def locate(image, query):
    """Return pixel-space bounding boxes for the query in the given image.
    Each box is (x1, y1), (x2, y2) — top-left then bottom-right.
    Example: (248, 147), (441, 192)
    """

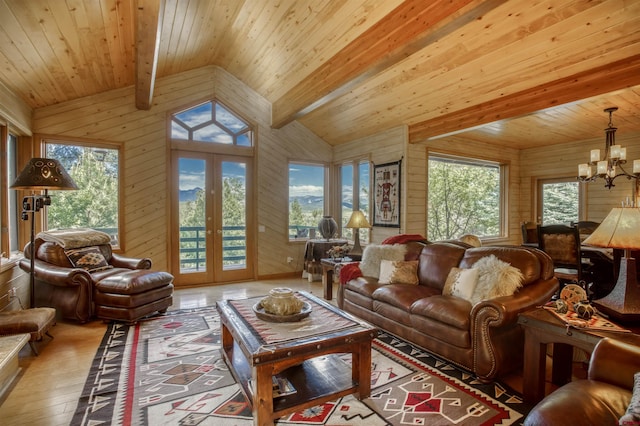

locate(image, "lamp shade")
(583, 207), (640, 250)
(11, 158), (78, 190)
(346, 210), (371, 229)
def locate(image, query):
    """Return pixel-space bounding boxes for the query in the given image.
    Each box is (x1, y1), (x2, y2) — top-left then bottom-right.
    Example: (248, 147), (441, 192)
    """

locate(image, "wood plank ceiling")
(0, 0), (639, 149)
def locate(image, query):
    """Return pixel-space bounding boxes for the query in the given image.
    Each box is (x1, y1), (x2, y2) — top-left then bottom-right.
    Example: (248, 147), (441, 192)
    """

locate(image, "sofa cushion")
(417, 242), (467, 290)
(410, 295), (471, 330)
(379, 260), (419, 285)
(359, 244), (407, 278)
(372, 284), (437, 311)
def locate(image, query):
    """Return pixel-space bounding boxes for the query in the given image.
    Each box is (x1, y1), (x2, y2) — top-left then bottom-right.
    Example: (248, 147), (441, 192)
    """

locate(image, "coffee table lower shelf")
(223, 340), (359, 419)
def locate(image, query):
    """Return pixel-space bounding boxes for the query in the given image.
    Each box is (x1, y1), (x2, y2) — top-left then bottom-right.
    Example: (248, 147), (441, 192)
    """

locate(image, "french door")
(171, 151), (255, 285)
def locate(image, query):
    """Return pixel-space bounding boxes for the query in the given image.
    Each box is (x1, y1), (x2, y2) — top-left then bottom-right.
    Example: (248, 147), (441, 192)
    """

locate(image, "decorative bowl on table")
(253, 287), (312, 322)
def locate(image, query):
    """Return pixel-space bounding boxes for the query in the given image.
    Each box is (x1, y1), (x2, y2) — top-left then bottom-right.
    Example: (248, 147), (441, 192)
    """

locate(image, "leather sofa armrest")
(20, 258), (93, 287)
(471, 277), (559, 325)
(589, 338), (640, 390)
(111, 253), (152, 270)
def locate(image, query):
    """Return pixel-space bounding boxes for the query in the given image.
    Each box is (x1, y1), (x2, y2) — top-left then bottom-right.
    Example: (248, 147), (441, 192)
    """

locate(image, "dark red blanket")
(339, 262), (363, 284)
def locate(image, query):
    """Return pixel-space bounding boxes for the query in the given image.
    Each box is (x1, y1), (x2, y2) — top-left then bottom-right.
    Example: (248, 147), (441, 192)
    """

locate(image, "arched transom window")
(171, 100), (253, 146)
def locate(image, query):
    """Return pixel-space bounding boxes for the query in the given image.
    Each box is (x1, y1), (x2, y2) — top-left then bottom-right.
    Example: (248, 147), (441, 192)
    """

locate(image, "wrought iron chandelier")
(578, 107), (640, 189)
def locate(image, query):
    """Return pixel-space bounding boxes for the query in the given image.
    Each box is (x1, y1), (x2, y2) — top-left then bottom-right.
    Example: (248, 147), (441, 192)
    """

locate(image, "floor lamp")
(10, 158), (78, 308)
(583, 207), (640, 323)
(346, 210), (371, 257)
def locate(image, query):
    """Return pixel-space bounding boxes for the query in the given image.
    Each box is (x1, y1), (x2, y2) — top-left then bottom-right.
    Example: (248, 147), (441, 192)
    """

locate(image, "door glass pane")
(179, 158), (207, 273)
(222, 161), (247, 270)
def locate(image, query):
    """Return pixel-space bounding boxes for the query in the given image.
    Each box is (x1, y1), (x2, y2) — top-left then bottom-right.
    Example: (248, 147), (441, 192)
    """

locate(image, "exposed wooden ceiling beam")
(408, 55), (640, 143)
(135, 0), (164, 110)
(271, 0), (506, 129)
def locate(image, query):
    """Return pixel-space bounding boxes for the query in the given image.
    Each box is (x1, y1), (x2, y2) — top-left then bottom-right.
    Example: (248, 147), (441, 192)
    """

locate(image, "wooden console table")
(518, 308), (640, 404)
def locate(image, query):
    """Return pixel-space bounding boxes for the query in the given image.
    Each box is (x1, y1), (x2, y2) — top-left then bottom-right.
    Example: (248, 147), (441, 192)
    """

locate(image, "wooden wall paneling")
(520, 132), (640, 225)
(0, 81), (32, 135)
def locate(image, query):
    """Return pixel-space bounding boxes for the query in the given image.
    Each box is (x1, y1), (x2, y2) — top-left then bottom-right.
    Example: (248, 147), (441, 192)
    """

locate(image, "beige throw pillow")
(443, 267), (479, 302)
(378, 259), (419, 285)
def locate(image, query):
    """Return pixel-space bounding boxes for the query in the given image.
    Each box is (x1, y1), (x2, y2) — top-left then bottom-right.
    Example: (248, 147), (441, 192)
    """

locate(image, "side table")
(302, 239), (347, 282)
(320, 256), (361, 301)
(518, 308), (640, 404)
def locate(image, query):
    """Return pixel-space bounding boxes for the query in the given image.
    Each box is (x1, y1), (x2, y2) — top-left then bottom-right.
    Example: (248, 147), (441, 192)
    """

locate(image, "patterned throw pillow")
(378, 259), (419, 285)
(65, 246), (112, 272)
(443, 267), (479, 301)
(620, 372), (640, 424)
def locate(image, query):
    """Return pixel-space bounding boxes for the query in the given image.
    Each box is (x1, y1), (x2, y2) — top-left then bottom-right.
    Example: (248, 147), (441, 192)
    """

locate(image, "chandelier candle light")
(577, 107), (640, 191)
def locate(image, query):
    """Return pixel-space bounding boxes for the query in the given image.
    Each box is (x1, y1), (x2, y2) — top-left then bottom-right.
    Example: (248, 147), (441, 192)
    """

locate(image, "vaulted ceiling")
(1, 0), (639, 149)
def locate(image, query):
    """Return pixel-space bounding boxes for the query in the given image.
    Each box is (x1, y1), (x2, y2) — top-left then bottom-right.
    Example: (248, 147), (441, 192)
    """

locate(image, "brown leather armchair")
(524, 337), (640, 425)
(21, 237), (173, 323)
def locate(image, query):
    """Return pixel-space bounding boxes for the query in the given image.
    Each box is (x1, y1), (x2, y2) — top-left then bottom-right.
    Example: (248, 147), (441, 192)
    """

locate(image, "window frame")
(339, 159), (371, 244)
(427, 153), (507, 241)
(41, 137), (124, 250)
(536, 177), (584, 225)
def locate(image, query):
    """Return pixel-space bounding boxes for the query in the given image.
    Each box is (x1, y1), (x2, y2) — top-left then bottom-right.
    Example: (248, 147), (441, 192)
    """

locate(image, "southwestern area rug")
(71, 306), (532, 425)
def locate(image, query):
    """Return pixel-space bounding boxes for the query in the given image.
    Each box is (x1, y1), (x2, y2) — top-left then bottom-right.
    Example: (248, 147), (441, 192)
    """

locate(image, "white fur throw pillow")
(359, 244), (407, 279)
(469, 254), (524, 305)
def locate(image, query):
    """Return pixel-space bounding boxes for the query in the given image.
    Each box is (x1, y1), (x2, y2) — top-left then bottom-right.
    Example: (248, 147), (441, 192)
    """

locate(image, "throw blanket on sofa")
(36, 228), (112, 249)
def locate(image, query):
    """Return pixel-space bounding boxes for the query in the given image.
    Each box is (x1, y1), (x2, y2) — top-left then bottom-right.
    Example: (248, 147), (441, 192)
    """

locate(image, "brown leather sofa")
(21, 237), (173, 323)
(524, 337), (640, 425)
(337, 242), (558, 381)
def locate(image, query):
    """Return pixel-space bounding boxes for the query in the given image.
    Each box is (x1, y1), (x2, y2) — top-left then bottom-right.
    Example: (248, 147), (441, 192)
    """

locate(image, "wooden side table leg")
(551, 343), (573, 386)
(323, 267), (334, 300)
(523, 332), (547, 404)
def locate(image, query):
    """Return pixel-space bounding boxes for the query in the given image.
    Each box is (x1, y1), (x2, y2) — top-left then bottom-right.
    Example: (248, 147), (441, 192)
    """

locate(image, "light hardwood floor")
(0, 277), (579, 425)
(0, 277), (324, 425)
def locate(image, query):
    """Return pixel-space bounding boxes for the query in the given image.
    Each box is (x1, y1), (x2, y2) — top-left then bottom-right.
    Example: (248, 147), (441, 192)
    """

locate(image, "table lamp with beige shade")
(583, 207), (640, 322)
(345, 210), (371, 257)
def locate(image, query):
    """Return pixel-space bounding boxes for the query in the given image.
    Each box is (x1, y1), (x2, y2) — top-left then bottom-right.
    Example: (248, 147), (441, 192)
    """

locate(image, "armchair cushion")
(64, 246), (113, 272)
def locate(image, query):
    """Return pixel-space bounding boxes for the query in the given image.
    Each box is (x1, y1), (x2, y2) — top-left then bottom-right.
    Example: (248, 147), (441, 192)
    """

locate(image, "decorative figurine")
(573, 300), (596, 320)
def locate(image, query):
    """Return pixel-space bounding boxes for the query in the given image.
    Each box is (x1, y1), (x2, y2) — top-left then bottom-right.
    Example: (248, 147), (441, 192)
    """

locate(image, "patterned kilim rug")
(71, 306), (532, 425)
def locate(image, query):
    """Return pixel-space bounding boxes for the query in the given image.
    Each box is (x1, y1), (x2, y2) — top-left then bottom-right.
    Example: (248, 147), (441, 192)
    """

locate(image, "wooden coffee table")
(216, 290), (378, 426)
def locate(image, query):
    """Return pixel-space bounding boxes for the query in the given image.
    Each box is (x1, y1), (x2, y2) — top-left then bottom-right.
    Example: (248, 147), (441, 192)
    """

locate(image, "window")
(538, 179), (579, 225)
(428, 155), (504, 240)
(289, 162), (325, 239)
(44, 141), (121, 247)
(1, 129), (19, 259)
(171, 100), (253, 146)
(340, 160), (370, 243)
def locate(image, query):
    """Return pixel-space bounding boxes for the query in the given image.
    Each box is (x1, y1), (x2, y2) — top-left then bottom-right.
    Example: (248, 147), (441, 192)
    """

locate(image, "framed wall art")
(373, 160), (401, 227)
